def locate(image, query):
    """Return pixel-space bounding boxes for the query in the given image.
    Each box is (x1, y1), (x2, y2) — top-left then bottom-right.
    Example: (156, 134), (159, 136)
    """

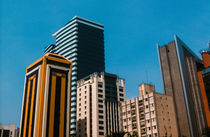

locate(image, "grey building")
(157, 35), (207, 137)
(44, 16), (105, 135)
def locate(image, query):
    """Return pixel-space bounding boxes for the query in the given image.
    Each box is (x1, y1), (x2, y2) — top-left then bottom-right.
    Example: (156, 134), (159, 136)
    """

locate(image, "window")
(98, 99), (103, 103)
(153, 126), (157, 129)
(98, 94), (103, 98)
(85, 101), (86, 104)
(151, 111), (155, 114)
(79, 103), (81, 106)
(98, 89), (103, 93)
(85, 86), (86, 89)
(99, 115), (103, 119)
(120, 98), (124, 101)
(145, 98), (148, 101)
(99, 132), (104, 135)
(99, 110), (103, 113)
(98, 82), (103, 88)
(123, 119), (126, 122)
(99, 121), (104, 124)
(85, 96), (86, 99)
(145, 105), (149, 109)
(99, 105), (103, 108)
(79, 98), (81, 101)
(99, 126), (104, 130)
(145, 112), (150, 117)
(119, 93), (124, 97)
(148, 127), (151, 130)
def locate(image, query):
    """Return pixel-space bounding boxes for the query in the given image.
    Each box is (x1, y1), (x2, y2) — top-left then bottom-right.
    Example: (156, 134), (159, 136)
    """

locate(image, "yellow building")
(19, 53), (72, 137)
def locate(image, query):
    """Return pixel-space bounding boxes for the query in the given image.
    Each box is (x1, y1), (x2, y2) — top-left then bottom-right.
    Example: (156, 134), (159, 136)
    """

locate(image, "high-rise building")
(121, 84), (178, 137)
(197, 46), (210, 127)
(76, 72), (125, 137)
(44, 16), (105, 135)
(157, 35), (207, 137)
(0, 124), (18, 137)
(19, 53), (72, 137)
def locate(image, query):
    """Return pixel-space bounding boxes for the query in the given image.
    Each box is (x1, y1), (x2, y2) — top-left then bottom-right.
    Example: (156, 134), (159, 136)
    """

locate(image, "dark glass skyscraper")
(44, 16), (105, 135)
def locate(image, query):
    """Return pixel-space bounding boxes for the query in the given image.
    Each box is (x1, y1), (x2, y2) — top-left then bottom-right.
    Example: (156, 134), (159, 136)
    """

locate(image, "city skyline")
(1, 0), (210, 127)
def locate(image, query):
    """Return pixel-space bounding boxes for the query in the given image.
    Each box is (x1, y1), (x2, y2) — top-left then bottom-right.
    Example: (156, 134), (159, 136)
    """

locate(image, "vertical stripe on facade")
(20, 69), (39, 137)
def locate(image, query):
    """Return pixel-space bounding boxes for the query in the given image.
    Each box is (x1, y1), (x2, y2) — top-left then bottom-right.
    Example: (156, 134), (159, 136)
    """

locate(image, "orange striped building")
(19, 53), (72, 137)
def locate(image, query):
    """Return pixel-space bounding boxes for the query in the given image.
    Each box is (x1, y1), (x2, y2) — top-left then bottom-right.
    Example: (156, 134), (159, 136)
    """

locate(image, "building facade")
(121, 84), (178, 137)
(44, 16), (105, 135)
(0, 124), (18, 137)
(19, 53), (72, 137)
(197, 47), (210, 127)
(157, 35), (207, 137)
(76, 72), (125, 137)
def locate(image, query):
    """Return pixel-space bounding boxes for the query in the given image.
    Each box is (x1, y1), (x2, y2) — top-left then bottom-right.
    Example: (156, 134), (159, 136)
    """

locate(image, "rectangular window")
(99, 110), (103, 113)
(99, 121), (104, 124)
(98, 89), (103, 93)
(99, 126), (104, 130)
(99, 132), (104, 135)
(98, 99), (103, 103)
(98, 82), (103, 88)
(98, 105), (103, 108)
(99, 115), (103, 119)
(98, 94), (103, 98)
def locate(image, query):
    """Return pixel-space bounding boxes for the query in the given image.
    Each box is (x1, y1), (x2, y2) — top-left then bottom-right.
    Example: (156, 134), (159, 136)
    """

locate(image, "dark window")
(98, 99), (103, 103)
(99, 132), (104, 135)
(98, 89), (103, 93)
(99, 121), (104, 124)
(120, 98), (124, 101)
(99, 110), (103, 113)
(98, 94), (103, 98)
(98, 105), (103, 108)
(99, 126), (104, 130)
(98, 82), (103, 88)
(119, 93), (124, 97)
(99, 115), (103, 119)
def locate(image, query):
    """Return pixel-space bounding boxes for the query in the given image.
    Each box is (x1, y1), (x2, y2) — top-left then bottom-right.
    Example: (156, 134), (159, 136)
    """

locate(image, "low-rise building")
(0, 124), (18, 137)
(121, 83), (178, 137)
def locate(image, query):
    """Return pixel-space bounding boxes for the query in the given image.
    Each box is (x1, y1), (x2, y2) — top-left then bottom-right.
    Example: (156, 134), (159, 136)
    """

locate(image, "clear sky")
(0, 0), (209, 126)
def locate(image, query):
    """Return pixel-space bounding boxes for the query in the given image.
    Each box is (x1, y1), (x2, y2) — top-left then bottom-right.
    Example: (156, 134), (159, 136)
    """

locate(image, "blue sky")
(0, 0), (209, 126)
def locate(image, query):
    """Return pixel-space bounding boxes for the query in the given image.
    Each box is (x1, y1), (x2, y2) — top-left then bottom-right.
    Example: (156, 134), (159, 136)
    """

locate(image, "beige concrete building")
(121, 84), (178, 137)
(76, 72), (125, 137)
(0, 123), (19, 137)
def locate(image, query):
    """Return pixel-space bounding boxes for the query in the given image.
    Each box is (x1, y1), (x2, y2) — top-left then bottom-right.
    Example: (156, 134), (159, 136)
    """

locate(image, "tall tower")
(76, 72), (125, 137)
(157, 35), (207, 137)
(44, 16), (105, 135)
(19, 53), (72, 137)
